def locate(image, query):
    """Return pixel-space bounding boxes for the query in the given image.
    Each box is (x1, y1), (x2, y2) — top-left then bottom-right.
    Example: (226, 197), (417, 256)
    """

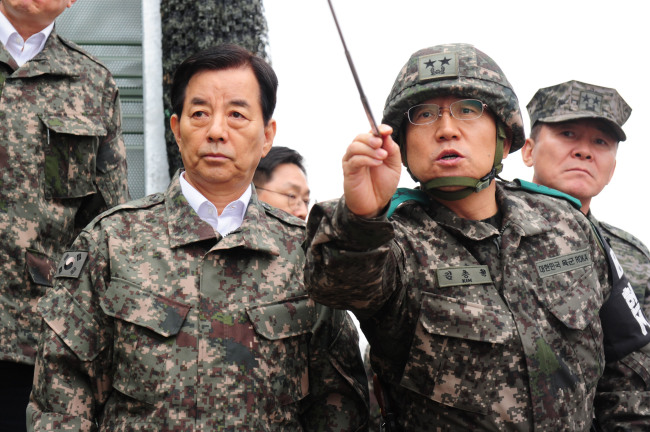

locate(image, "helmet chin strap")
(420, 122), (507, 201)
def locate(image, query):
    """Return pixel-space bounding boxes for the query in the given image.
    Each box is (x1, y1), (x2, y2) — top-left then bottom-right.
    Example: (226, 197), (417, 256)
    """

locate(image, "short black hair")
(253, 146), (306, 186)
(170, 43), (278, 125)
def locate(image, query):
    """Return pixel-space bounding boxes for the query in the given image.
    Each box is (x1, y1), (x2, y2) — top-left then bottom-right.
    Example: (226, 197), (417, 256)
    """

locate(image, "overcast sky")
(263, 0), (649, 247)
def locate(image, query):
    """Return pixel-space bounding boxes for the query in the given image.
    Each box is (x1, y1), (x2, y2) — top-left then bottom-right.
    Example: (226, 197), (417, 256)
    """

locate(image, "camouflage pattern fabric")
(305, 181), (612, 431)
(27, 172), (368, 431)
(526, 80), (632, 142)
(0, 30), (129, 365)
(590, 213), (650, 430)
(381, 43), (525, 153)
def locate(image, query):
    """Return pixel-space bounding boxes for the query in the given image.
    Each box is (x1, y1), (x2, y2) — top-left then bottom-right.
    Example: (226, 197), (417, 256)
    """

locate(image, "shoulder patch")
(514, 179), (582, 210)
(55, 251), (88, 278)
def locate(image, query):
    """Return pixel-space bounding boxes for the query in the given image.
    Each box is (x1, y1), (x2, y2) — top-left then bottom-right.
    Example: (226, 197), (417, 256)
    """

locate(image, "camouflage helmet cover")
(381, 43), (525, 152)
(526, 80), (631, 141)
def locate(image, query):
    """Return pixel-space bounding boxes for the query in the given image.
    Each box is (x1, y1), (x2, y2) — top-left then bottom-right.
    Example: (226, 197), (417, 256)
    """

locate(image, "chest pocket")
(400, 292), (517, 415)
(247, 296), (314, 408)
(100, 278), (191, 404)
(39, 113), (106, 199)
(534, 265), (604, 389)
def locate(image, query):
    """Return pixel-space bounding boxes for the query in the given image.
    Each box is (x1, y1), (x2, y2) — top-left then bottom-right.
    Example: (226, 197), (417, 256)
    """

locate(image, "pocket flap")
(419, 292), (515, 344)
(247, 296), (315, 340)
(38, 287), (103, 362)
(100, 278), (191, 337)
(538, 267), (598, 331)
(39, 113), (107, 136)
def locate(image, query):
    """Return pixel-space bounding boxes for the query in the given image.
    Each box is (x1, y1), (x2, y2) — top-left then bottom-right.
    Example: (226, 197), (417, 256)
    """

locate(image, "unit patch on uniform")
(535, 248), (591, 278)
(56, 251), (88, 278)
(418, 52), (459, 82)
(436, 265), (492, 287)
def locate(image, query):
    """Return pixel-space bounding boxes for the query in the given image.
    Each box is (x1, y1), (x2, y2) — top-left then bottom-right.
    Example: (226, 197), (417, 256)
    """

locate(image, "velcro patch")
(418, 52), (459, 82)
(437, 265), (492, 287)
(578, 90), (603, 114)
(55, 251), (88, 278)
(535, 248), (591, 278)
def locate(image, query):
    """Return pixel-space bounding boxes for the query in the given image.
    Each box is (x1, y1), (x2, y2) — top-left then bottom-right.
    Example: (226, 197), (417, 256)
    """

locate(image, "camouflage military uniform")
(590, 213), (650, 431)
(27, 172), (368, 431)
(590, 215), (650, 317)
(525, 81), (650, 430)
(305, 181), (612, 431)
(0, 30), (129, 366)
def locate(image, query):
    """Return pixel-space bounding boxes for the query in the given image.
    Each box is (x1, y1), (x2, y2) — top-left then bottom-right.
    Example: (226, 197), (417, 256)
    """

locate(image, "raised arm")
(342, 125), (402, 218)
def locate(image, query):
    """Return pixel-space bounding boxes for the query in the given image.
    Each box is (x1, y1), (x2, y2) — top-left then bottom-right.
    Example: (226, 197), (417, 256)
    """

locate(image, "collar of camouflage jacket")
(165, 172), (282, 256)
(7, 31), (81, 78)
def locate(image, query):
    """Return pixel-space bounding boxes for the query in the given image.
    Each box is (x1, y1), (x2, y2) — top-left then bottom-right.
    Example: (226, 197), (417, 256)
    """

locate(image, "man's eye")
(595, 138), (611, 146)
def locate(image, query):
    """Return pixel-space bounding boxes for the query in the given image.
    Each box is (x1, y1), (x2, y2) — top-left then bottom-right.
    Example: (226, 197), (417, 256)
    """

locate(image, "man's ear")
(261, 119), (277, 158)
(170, 114), (182, 151)
(521, 138), (535, 167)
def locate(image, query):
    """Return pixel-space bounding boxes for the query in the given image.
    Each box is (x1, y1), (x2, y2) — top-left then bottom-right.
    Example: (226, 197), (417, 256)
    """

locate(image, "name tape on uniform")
(535, 248), (591, 278)
(437, 265), (492, 287)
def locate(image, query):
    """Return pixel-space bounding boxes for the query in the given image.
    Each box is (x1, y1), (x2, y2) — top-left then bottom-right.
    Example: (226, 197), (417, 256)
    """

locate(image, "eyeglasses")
(405, 99), (488, 125)
(256, 187), (311, 210)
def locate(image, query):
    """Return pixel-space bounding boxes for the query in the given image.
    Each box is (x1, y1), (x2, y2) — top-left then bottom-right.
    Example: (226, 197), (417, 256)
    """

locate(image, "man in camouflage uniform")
(304, 43), (648, 430)
(0, 0), (129, 430)
(523, 80), (650, 430)
(27, 44), (368, 431)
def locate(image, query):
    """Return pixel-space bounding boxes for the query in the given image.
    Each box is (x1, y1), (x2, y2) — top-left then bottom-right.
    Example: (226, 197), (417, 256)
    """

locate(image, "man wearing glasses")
(304, 43), (649, 430)
(254, 146), (311, 220)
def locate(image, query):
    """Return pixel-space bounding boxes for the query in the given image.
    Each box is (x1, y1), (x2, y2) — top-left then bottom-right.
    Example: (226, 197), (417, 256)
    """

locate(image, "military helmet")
(381, 43), (525, 153)
(527, 80), (631, 142)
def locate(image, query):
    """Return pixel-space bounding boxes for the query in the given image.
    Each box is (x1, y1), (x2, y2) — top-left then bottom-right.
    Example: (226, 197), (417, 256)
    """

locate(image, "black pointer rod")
(327, 0), (381, 137)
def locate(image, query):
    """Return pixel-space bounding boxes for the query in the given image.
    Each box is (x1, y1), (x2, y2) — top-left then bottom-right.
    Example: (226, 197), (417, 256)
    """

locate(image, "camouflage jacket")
(305, 181), (611, 431)
(590, 213), (650, 431)
(28, 173), (368, 432)
(590, 214), (650, 316)
(0, 30), (129, 364)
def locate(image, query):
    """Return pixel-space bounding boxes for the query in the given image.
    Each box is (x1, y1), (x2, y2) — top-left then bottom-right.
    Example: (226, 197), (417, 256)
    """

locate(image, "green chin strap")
(420, 122), (507, 201)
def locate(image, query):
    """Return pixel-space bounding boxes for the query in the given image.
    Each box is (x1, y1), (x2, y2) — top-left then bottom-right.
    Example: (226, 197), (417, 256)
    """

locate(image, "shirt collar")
(179, 171), (251, 230)
(0, 11), (53, 65)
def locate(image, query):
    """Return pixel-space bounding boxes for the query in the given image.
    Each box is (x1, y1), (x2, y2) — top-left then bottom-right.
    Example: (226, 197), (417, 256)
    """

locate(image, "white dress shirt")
(0, 11), (53, 67)
(179, 172), (251, 237)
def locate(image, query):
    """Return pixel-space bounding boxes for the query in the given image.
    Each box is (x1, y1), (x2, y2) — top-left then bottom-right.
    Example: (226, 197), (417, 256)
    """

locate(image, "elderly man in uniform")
(27, 44), (368, 431)
(304, 43), (649, 430)
(0, 0), (129, 430)
(522, 80), (650, 430)
(254, 146), (311, 220)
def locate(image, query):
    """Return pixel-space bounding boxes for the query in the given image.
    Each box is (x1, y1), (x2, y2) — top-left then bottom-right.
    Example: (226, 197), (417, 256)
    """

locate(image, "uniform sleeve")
(27, 229), (113, 431)
(594, 343), (650, 429)
(301, 306), (369, 431)
(75, 73), (130, 231)
(589, 220), (650, 428)
(96, 73), (129, 208)
(304, 197), (399, 319)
